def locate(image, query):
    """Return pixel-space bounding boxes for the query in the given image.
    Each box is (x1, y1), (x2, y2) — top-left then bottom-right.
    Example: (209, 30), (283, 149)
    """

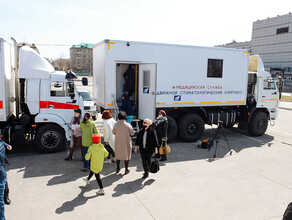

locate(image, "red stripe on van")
(0, 101), (3, 109)
(40, 101), (79, 110)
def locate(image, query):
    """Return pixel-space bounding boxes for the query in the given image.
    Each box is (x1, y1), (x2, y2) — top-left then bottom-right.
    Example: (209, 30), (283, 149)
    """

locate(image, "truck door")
(40, 81), (79, 124)
(261, 79), (279, 115)
(138, 64), (157, 121)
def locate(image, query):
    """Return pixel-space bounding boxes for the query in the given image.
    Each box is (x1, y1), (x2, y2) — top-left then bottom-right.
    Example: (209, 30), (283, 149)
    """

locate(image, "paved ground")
(4, 101), (292, 220)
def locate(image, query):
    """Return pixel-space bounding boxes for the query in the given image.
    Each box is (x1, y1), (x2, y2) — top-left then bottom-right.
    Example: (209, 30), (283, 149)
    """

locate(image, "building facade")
(217, 13), (292, 71)
(70, 43), (95, 75)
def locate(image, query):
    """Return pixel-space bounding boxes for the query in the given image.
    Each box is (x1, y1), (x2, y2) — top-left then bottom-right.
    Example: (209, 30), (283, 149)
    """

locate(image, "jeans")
(126, 115), (134, 124)
(83, 146), (90, 169)
(0, 179), (6, 220)
(4, 181), (8, 200)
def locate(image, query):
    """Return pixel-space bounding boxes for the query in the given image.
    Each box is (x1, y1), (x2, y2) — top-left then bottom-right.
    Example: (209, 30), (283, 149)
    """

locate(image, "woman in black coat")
(134, 119), (159, 179)
(153, 110), (168, 161)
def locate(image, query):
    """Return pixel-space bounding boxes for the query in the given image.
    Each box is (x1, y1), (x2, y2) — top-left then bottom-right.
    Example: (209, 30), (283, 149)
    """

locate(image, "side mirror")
(82, 77), (88, 86)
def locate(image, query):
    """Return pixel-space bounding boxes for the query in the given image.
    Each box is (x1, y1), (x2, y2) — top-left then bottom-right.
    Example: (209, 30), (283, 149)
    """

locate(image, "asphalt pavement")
(4, 101), (292, 220)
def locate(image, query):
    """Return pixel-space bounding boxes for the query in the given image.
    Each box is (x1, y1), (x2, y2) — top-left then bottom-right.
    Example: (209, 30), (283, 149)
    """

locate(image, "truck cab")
(246, 55), (279, 135)
(1, 40), (84, 152)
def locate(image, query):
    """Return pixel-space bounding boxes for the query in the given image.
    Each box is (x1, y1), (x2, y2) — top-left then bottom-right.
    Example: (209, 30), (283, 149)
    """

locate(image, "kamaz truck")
(0, 38), (84, 152)
(92, 39), (279, 142)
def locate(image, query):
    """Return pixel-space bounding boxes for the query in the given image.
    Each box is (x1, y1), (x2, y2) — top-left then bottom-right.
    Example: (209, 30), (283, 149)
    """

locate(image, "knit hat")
(92, 134), (101, 143)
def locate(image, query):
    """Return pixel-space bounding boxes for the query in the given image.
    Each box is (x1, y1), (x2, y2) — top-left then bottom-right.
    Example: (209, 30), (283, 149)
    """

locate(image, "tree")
(50, 58), (71, 71)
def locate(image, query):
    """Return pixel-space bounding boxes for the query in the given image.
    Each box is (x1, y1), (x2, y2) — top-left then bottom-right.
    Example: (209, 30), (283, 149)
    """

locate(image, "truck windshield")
(79, 92), (93, 101)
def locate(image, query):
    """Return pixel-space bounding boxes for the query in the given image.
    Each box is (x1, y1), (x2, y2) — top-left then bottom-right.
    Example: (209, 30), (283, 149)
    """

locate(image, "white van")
(78, 89), (98, 120)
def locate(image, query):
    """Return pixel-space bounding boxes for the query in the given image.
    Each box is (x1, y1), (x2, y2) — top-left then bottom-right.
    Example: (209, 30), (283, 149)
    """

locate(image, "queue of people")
(0, 106), (169, 219)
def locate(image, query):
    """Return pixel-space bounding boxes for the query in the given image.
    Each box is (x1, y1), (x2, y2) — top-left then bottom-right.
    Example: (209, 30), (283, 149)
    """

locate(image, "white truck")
(0, 38), (85, 152)
(93, 39), (279, 142)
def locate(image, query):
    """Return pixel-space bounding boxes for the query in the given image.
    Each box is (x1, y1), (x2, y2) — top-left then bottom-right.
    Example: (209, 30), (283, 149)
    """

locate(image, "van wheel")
(247, 111), (268, 136)
(35, 124), (66, 153)
(178, 113), (205, 142)
(166, 115), (177, 142)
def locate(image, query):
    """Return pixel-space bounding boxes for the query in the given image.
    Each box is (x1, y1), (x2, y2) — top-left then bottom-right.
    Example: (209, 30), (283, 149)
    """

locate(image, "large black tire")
(178, 113), (205, 142)
(247, 111), (268, 136)
(166, 115), (177, 142)
(35, 124), (66, 153)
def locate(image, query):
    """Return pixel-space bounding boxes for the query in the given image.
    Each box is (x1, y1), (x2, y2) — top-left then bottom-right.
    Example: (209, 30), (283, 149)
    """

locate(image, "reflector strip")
(0, 101), (3, 109)
(262, 99), (277, 101)
(40, 101), (79, 109)
(200, 101), (221, 104)
(173, 102), (195, 104)
(108, 42), (115, 50)
(226, 101), (245, 103)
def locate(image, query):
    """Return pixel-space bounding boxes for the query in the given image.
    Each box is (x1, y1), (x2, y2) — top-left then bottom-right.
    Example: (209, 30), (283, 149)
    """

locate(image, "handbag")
(159, 141), (171, 155)
(150, 158), (160, 173)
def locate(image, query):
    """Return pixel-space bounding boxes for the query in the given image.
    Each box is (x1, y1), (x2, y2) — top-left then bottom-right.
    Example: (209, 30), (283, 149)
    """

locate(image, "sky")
(0, 0), (291, 59)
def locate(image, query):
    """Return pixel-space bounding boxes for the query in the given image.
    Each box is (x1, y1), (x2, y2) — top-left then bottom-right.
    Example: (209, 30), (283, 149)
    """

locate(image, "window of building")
(50, 82), (65, 97)
(276, 27), (289, 34)
(207, 59), (223, 78)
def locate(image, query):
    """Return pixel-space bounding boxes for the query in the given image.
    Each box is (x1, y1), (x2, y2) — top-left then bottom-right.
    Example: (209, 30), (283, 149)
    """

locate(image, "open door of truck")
(138, 64), (157, 121)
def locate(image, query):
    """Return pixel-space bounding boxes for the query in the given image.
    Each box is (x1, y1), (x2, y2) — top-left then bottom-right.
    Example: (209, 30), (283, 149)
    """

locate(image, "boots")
(124, 160), (130, 175)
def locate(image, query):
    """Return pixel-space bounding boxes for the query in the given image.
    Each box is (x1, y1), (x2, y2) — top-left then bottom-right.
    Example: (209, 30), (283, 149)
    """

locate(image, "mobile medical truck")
(93, 40), (279, 142)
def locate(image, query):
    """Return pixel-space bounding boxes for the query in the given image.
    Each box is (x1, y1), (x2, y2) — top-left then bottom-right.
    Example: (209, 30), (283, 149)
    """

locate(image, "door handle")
(152, 92), (155, 95)
(272, 92), (277, 95)
(262, 96), (266, 97)
(48, 105), (54, 108)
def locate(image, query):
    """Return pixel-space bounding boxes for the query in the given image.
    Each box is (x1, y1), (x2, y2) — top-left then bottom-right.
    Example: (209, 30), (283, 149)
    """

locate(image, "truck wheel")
(35, 124), (66, 153)
(247, 111), (268, 136)
(178, 113), (205, 142)
(166, 115), (177, 142)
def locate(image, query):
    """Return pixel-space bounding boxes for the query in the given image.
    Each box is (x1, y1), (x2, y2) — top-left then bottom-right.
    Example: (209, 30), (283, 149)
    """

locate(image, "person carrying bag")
(134, 118), (159, 179)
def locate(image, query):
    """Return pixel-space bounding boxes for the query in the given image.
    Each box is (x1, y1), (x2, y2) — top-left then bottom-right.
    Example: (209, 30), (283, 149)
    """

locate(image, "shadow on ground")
(55, 185), (98, 214)
(112, 178), (155, 197)
(6, 126), (274, 184)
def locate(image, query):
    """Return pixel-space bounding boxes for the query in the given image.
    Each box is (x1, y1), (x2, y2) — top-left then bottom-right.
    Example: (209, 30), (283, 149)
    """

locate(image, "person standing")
(80, 113), (98, 171)
(112, 111), (135, 175)
(0, 138), (12, 220)
(123, 64), (136, 97)
(120, 93), (134, 124)
(65, 108), (83, 161)
(153, 110), (168, 161)
(102, 110), (116, 163)
(83, 134), (108, 195)
(134, 119), (159, 179)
